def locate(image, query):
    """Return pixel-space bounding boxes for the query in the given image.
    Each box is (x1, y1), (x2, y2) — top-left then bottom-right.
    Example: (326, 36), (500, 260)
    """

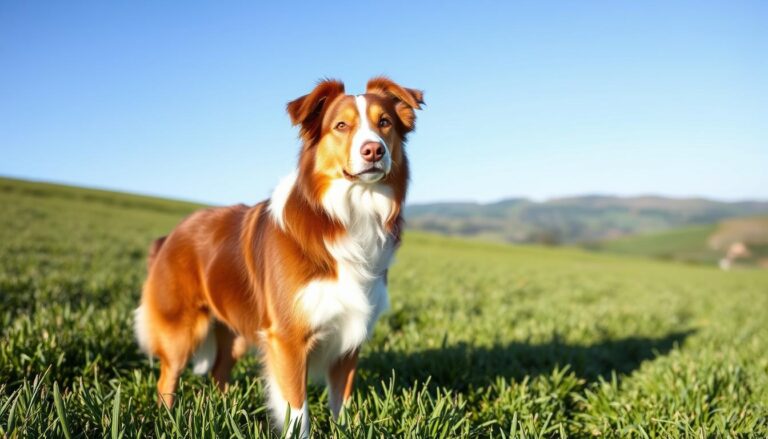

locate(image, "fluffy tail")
(133, 305), (153, 359)
(133, 305), (218, 375)
(136, 235), (217, 375)
(135, 237), (166, 358)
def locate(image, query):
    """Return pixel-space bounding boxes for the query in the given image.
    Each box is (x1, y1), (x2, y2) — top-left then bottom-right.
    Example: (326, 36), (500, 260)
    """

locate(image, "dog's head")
(287, 77), (423, 195)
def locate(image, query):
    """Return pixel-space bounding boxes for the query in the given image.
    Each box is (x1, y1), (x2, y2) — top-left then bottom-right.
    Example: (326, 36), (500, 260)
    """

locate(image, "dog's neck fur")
(268, 170), (400, 278)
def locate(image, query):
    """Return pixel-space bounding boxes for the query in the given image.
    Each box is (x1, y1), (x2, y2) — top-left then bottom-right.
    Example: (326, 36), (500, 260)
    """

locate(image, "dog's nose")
(360, 141), (385, 163)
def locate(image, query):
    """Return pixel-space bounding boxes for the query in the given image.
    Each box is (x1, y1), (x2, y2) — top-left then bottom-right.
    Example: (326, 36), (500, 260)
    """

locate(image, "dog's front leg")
(264, 334), (309, 438)
(327, 349), (359, 419)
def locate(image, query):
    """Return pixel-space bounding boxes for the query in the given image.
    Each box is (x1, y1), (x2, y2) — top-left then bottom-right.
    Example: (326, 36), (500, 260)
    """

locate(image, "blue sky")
(2, 1), (766, 205)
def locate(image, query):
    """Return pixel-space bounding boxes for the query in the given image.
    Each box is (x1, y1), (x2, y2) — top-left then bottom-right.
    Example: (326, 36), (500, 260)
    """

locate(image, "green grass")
(2, 176), (768, 438)
(590, 225), (720, 265)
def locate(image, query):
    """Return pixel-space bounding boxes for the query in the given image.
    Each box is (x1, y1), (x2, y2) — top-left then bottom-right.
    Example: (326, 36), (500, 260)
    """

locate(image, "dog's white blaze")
(350, 95), (391, 177)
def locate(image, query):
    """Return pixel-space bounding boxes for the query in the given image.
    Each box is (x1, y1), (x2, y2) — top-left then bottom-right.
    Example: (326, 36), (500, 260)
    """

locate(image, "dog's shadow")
(359, 330), (694, 391)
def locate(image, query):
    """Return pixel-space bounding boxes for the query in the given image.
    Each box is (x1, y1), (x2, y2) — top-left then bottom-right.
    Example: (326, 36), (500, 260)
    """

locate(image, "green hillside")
(2, 177), (768, 437)
(592, 218), (768, 267)
(406, 195), (768, 244)
(590, 225), (719, 264)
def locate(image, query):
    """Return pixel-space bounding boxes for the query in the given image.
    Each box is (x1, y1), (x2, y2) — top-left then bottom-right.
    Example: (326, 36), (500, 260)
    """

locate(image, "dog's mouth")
(343, 167), (385, 182)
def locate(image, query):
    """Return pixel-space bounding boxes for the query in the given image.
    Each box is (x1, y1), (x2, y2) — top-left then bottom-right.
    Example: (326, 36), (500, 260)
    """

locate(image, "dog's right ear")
(287, 79), (345, 144)
(366, 77), (424, 133)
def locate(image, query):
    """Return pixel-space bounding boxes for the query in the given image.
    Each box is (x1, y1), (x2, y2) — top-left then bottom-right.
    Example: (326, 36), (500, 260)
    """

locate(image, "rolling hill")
(405, 195), (768, 244)
(592, 216), (768, 267)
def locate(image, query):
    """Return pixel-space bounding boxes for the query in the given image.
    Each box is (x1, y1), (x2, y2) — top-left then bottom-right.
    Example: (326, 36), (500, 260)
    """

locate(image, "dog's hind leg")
(157, 354), (184, 408)
(210, 323), (247, 391)
(149, 303), (212, 408)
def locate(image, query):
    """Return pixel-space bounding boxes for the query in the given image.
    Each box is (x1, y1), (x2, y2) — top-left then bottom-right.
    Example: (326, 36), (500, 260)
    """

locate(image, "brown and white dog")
(134, 77), (423, 436)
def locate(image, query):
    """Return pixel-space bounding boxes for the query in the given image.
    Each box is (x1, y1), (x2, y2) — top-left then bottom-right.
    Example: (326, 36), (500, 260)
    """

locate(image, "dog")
(134, 77), (423, 436)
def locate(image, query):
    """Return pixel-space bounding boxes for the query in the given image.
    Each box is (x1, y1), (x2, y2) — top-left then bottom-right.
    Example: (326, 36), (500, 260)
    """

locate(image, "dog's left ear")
(287, 79), (346, 144)
(366, 77), (424, 132)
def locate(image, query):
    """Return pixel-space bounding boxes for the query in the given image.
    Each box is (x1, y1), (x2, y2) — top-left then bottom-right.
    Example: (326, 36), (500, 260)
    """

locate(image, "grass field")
(2, 177), (768, 438)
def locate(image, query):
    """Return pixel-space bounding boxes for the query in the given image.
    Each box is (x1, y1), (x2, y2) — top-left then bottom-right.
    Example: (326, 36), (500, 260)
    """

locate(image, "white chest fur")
(299, 260), (390, 380)
(271, 174), (397, 379)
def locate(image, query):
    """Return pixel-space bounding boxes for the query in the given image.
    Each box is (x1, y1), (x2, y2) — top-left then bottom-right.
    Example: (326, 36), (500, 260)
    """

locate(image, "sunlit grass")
(2, 177), (767, 437)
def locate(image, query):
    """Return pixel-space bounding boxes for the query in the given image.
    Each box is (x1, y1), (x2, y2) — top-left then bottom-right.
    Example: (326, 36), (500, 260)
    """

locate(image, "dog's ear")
(287, 79), (346, 144)
(366, 76), (424, 132)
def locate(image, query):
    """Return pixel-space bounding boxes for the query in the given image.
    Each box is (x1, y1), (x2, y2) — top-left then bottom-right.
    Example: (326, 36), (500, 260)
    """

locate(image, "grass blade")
(53, 382), (72, 439)
(111, 385), (121, 439)
(5, 390), (19, 434)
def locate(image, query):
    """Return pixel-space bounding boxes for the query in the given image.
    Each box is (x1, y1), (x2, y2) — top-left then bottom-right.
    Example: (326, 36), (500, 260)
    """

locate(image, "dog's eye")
(378, 118), (391, 128)
(335, 121), (348, 131)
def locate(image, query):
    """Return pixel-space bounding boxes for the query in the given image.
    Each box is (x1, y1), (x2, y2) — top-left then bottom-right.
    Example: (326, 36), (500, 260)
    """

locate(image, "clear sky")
(2, 1), (766, 205)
